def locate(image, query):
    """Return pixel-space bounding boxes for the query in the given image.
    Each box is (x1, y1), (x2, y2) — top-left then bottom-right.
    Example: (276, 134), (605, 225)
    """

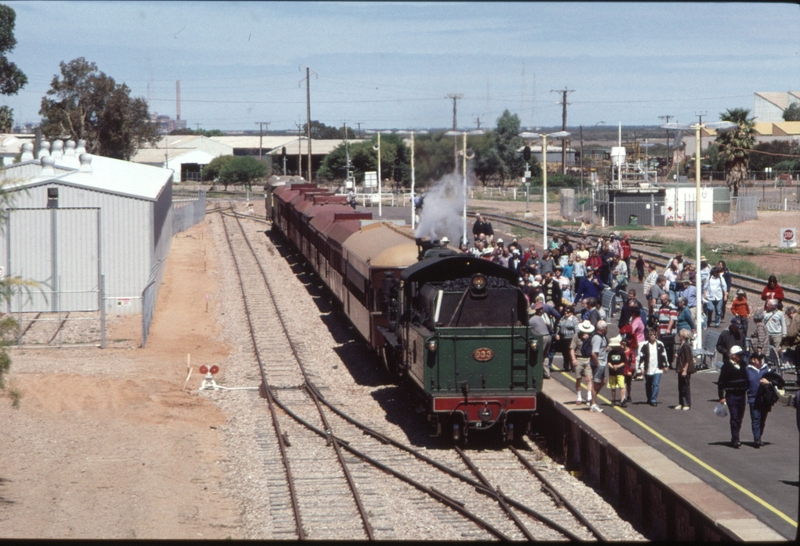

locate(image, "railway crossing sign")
(780, 227), (796, 248)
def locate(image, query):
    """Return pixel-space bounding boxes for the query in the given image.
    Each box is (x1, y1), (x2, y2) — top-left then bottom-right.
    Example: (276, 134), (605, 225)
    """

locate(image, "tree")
(39, 57), (160, 160)
(318, 134), (409, 188)
(303, 120), (356, 140)
(783, 102), (800, 122)
(0, 105), (12, 132)
(218, 156), (267, 190)
(715, 108), (756, 197)
(202, 155), (236, 182)
(0, 5), (26, 97)
(169, 128), (224, 137)
(748, 140), (796, 172)
(495, 110), (525, 186)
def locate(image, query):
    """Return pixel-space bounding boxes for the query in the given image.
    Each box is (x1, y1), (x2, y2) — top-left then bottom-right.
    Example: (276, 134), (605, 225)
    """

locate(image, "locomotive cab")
(398, 255), (544, 444)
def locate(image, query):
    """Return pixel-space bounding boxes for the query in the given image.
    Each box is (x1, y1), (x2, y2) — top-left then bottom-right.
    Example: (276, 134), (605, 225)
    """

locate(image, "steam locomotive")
(267, 181), (543, 444)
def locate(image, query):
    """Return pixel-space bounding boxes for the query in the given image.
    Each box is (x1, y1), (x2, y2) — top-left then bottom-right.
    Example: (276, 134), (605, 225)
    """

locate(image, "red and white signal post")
(199, 364), (220, 390)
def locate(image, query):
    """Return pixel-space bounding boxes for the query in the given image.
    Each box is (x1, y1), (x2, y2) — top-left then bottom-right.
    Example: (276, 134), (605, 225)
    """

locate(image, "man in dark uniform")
(716, 317), (746, 367)
(718, 345), (749, 448)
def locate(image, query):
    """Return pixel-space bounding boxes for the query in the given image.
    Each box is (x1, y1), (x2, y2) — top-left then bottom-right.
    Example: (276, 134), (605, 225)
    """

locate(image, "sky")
(3, 1), (798, 133)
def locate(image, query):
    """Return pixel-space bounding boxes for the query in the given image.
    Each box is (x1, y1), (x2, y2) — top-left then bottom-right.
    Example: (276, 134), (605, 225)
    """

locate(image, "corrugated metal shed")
(0, 150), (173, 316)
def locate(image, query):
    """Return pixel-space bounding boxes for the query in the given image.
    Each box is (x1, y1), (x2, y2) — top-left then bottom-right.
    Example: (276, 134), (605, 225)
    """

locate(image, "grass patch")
(777, 247), (797, 254)
(509, 225), (536, 239)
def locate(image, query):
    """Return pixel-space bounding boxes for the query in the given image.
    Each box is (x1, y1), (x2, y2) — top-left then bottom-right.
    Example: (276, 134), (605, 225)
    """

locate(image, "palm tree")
(715, 108), (756, 197)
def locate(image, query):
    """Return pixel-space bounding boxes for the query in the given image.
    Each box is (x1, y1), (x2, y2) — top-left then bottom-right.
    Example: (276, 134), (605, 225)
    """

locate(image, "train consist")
(267, 182), (543, 444)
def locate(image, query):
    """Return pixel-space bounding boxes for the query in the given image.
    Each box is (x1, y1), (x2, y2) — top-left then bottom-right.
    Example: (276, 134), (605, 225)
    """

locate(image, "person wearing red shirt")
(620, 234), (632, 279)
(761, 275), (784, 304)
(585, 248), (603, 272)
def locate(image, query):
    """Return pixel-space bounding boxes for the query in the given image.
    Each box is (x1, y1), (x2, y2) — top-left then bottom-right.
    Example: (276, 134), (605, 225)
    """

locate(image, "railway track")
(213, 202), (640, 540)
(479, 212), (800, 308)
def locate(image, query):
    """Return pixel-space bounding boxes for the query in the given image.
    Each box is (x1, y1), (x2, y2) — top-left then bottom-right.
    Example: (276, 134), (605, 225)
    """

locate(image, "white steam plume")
(414, 169), (475, 244)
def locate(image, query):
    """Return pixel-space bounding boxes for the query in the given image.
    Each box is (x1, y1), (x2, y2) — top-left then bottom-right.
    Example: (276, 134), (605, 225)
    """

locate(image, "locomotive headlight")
(426, 339), (437, 352)
(529, 340), (538, 350)
(470, 273), (487, 291)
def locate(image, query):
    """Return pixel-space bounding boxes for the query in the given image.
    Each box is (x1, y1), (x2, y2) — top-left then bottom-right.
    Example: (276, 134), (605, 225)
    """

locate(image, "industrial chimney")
(176, 80), (181, 121)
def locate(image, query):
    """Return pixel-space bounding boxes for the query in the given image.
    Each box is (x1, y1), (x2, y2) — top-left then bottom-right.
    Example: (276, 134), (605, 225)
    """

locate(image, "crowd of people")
(469, 217), (797, 444)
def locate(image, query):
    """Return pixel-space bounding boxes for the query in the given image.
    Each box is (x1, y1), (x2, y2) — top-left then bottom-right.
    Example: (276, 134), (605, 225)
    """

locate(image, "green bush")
(218, 156), (267, 190)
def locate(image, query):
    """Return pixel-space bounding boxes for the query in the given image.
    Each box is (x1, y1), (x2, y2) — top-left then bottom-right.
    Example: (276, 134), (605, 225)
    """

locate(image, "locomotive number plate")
(473, 348), (494, 362)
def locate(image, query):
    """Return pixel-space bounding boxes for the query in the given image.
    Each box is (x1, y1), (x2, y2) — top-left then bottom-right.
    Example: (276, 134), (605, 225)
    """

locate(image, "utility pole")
(579, 125), (584, 201)
(695, 111), (707, 180)
(255, 122), (269, 160)
(300, 67), (316, 181)
(659, 115), (673, 172)
(295, 122), (303, 178)
(551, 87), (574, 174)
(446, 93), (464, 172)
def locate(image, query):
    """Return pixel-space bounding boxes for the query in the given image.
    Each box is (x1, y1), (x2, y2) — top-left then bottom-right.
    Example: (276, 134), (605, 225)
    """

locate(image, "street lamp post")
(445, 129), (484, 245)
(366, 130), (394, 217)
(396, 130), (428, 230)
(520, 130), (570, 250)
(662, 120), (736, 348)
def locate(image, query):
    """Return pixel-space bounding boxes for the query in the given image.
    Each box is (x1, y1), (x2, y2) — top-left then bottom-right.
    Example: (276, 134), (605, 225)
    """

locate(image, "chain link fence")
(730, 196), (758, 225)
(173, 189), (207, 234)
(141, 190), (207, 348)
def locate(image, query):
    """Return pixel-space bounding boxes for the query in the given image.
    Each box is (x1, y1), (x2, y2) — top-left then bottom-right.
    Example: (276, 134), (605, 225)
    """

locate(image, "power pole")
(446, 93), (464, 172)
(551, 87), (574, 174)
(295, 122), (303, 178)
(255, 122), (269, 160)
(659, 115), (673, 172)
(300, 67), (316, 182)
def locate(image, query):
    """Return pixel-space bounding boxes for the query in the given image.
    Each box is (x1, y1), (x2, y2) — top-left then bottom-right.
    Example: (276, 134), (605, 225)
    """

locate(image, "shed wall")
(5, 207), (100, 313)
(0, 183), (156, 314)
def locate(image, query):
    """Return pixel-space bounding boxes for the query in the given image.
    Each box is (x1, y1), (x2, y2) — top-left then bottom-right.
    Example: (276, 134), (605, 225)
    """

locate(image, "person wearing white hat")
(571, 320), (596, 404)
(718, 345), (748, 448)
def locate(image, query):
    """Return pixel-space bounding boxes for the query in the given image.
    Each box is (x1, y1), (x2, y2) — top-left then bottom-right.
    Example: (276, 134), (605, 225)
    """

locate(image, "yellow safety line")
(563, 370), (798, 527)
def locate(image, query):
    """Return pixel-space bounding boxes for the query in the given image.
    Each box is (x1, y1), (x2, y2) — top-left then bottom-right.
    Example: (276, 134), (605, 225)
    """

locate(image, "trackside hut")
(0, 149), (174, 316)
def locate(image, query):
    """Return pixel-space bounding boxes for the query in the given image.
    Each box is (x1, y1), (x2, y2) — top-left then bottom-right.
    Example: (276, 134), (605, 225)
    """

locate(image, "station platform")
(543, 285), (799, 540)
(356, 204), (798, 538)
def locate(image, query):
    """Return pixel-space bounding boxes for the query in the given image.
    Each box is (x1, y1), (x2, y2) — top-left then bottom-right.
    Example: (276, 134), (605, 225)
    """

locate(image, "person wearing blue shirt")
(574, 266), (604, 304)
(746, 353), (771, 448)
(679, 280), (697, 308)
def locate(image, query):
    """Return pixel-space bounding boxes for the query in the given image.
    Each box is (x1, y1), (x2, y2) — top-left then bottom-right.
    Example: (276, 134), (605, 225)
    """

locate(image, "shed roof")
(772, 121), (800, 136)
(209, 135), (297, 150)
(265, 138), (358, 155)
(753, 122), (774, 135)
(143, 135), (233, 156)
(132, 147), (193, 165)
(756, 92), (792, 109)
(0, 154), (172, 201)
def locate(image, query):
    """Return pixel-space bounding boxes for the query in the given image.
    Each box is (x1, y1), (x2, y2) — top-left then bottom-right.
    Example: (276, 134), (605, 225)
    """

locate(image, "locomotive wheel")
(381, 345), (401, 384)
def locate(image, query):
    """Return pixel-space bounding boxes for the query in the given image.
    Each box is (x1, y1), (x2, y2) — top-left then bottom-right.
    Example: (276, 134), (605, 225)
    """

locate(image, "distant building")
(151, 112), (187, 134)
(132, 135), (232, 182)
(754, 92), (800, 122)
